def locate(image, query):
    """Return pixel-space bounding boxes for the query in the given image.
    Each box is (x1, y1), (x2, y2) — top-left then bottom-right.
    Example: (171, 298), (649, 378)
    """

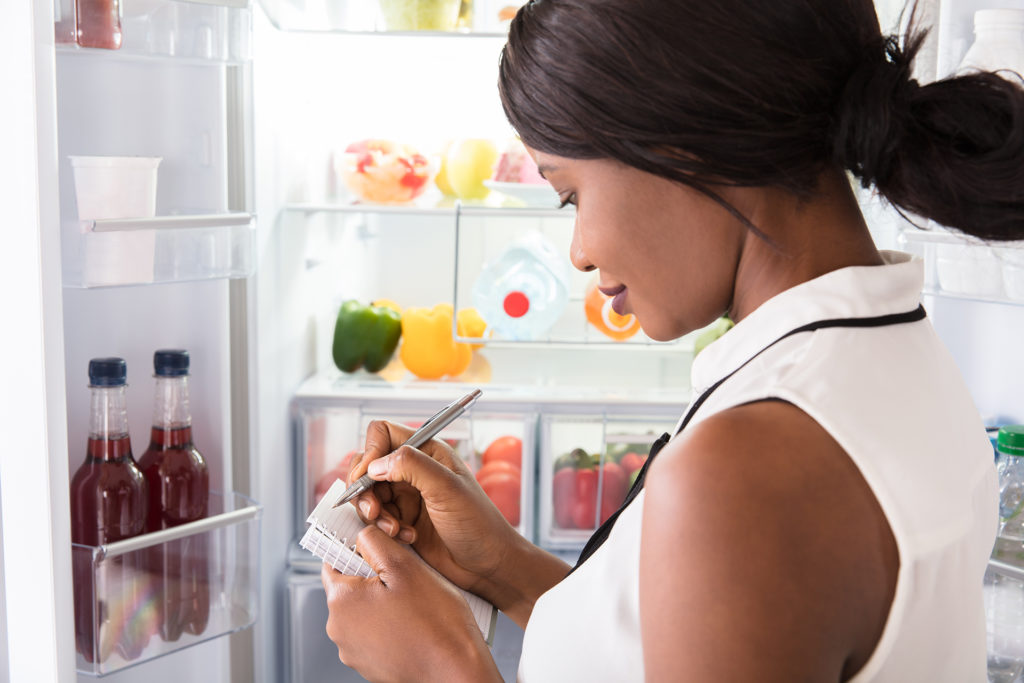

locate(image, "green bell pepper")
(332, 300), (402, 373)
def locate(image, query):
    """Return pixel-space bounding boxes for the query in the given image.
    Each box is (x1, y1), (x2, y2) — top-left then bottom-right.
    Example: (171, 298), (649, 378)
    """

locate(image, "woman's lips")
(598, 283), (626, 297)
(598, 284), (629, 316)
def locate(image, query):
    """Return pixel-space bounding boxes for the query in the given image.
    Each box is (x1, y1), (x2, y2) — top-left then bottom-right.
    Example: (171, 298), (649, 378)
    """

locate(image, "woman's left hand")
(321, 523), (503, 683)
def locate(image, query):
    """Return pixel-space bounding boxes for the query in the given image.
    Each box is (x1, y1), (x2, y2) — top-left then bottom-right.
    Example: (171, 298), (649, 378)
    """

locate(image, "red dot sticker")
(503, 291), (530, 318)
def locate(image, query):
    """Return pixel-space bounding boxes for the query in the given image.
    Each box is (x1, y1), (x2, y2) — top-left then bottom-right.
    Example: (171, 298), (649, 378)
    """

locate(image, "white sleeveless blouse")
(518, 252), (997, 682)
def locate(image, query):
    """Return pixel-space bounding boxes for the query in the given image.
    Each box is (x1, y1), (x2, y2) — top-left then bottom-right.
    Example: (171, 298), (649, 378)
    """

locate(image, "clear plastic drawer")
(72, 491), (261, 676)
(538, 415), (669, 550)
(294, 399), (537, 543)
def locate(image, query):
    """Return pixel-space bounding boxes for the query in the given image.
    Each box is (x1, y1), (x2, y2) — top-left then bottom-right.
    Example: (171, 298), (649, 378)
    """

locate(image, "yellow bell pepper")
(400, 303), (473, 380)
(456, 306), (488, 350)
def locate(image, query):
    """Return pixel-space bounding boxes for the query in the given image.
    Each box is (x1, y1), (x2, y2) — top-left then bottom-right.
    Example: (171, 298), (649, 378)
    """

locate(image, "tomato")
(312, 450), (359, 504)
(476, 460), (520, 482)
(478, 470), (520, 526)
(482, 435), (522, 470)
(619, 452), (646, 478)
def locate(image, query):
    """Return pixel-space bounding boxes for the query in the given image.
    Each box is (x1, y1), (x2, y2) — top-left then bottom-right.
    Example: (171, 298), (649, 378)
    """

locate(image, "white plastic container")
(70, 156), (161, 286)
(69, 155), (162, 223)
(958, 9), (1024, 81)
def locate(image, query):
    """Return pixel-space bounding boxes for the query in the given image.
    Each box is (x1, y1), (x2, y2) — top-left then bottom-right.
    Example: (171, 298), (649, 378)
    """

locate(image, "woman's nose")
(569, 220), (595, 272)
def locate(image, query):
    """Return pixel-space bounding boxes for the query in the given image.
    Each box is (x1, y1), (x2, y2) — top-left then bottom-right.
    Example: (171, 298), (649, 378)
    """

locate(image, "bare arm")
(640, 400), (897, 681)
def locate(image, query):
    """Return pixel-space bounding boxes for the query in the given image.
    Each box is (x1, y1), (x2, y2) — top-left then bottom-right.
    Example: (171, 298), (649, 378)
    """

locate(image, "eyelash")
(558, 193), (577, 209)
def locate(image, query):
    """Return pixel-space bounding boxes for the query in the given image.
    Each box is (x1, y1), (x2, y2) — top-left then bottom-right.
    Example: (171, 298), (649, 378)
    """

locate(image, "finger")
(365, 444), (463, 501)
(355, 524), (417, 584)
(354, 420), (417, 479)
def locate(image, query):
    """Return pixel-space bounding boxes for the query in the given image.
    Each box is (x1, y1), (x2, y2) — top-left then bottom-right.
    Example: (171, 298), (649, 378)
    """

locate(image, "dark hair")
(498, 0), (1024, 241)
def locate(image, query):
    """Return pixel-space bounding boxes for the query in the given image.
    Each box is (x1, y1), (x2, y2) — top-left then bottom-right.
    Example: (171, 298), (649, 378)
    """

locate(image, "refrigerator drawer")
(538, 413), (673, 551)
(293, 399), (538, 544)
(71, 491), (261, 676)
(900, 229), (1024, 305)
(286, 572), (524, 683)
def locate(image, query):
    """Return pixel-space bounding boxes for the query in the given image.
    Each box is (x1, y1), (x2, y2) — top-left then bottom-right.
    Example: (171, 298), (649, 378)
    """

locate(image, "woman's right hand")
(347, 420), (527, 609)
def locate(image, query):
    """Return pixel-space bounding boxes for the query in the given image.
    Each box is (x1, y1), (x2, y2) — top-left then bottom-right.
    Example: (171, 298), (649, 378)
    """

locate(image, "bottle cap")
(998, 426), (1024, 456)
(88, 357), (127, 387)
(154, 349), (190, 377)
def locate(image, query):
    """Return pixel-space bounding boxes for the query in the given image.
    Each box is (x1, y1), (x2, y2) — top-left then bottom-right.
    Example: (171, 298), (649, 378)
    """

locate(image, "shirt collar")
(689, 250), (923, 395)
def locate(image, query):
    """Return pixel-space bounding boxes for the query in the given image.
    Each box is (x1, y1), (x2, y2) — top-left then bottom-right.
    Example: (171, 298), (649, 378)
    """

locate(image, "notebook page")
(304, 479), (497, 644)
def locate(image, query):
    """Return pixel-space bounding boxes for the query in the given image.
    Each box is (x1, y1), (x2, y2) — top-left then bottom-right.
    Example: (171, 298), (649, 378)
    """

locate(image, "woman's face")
(529, 149), (748, 341)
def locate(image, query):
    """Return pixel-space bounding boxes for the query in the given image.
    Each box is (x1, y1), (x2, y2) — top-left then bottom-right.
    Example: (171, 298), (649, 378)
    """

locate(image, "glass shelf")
(283, 202), (570, 219)
(63, 213), (256, 288)
(259, 0), (516, 36)
(899, 228), (1024, 306)
(55, 0), (252, 63)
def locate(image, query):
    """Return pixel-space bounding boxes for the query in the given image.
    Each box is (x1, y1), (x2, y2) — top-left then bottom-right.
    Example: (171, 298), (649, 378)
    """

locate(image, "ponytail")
(834, 32), (1024, 242)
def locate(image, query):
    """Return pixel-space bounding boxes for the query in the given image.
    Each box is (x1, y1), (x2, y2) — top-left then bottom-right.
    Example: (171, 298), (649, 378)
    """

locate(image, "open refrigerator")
(3, 0), (1024, 681)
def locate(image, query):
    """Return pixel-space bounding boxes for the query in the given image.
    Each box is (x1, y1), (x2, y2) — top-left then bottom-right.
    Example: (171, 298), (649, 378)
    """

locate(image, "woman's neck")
(728, 169), (883, 322)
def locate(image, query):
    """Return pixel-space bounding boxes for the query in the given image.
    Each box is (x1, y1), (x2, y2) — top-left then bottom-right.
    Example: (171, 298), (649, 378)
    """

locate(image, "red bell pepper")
(552, 467), (577, 528)
(572, 468), (599, 530)
(599, 461), (628, 524)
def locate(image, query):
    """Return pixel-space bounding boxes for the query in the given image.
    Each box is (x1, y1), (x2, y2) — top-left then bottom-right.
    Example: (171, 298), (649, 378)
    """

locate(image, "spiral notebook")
(300, 479), (497, 645)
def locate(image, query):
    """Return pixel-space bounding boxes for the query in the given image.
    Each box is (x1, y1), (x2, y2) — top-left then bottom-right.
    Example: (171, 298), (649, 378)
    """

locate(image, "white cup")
(69, 156), (162, 223)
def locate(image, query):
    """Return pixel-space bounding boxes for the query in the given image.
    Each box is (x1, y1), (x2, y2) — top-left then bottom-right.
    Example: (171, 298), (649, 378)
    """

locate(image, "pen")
(331, 388), (483, 509)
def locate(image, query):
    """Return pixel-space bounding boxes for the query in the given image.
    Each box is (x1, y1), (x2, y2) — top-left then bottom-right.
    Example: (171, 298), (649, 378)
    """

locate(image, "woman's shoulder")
(638, 399), (897, 679)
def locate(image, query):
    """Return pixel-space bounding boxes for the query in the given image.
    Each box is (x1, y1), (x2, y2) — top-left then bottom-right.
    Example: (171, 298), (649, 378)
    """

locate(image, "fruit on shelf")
(399, 303), (474, 380)
(340, 139), (432, 205)
(584, 277), (642, 341)
(332, 300), (403, 374)
(492, 139), (545, 184)
(446, 138), (499, 200)
(476, 435), (523, 526)
(378, 0), (461, 31)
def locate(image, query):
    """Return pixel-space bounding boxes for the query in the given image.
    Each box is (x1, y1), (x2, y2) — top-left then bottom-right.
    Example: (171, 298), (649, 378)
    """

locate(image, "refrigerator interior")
(6, 0), (1024, 680)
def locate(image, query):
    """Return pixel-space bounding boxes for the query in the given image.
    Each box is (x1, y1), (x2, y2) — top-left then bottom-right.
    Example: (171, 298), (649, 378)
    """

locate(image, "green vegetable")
(332, 300), (403, 373)
(693, 316), (734, 357)
(554, 447), (594, 471)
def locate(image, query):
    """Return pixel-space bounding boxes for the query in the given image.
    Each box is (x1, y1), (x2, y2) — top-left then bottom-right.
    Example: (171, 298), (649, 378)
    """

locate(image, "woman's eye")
(558, 192), (577, 209)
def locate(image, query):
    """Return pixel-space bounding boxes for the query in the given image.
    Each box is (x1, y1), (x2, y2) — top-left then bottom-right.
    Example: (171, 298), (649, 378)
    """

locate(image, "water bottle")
(471, 231), (570, 341)
(994, 426), (1024, 563)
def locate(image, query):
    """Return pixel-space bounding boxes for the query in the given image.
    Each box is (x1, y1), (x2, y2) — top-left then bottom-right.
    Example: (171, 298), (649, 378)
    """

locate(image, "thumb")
(356, 523), (418, 584)
(365, 445), (463, 501)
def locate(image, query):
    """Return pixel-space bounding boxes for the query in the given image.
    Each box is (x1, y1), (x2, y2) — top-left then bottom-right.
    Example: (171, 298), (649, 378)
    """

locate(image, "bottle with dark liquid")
(75, 0), (122, 49)
(138, 349), (210, 641)
(69, 357), (150, 663)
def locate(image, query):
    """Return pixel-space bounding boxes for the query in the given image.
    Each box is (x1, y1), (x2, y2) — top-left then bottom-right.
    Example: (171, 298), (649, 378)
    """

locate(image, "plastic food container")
(70, 156), (162, 223)
(377, 0), (461, 30)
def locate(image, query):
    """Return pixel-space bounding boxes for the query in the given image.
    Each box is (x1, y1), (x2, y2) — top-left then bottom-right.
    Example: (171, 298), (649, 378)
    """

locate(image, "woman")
(321, 0), (1024, 680)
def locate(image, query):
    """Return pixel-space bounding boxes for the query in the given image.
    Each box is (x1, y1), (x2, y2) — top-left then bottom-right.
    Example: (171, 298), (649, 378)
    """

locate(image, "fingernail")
(358, 500), (372, 517)
(367, 457), (389, 477)
(398, 527), (415, 543)
(375, 518), (394, 535)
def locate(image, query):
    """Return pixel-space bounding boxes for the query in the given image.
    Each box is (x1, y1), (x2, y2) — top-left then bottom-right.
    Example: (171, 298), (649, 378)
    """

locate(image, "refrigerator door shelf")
(899, 228), (1024, 306)
(71, 491), (262, 677)
(64, 214), (256, 288)
(56, 0), (253, 63)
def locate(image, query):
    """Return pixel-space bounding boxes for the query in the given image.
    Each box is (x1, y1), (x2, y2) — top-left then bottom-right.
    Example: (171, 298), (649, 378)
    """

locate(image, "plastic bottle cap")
(88, 357), (127, 386)
(975, 9), (1024, 30)
(154, 349), (190, 377)
(998, 426), (1024, 456)
(503, 291), (530, 318)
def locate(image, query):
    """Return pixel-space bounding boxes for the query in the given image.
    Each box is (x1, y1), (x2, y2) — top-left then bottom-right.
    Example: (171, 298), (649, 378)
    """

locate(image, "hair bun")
(832, 36), (920, 189)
